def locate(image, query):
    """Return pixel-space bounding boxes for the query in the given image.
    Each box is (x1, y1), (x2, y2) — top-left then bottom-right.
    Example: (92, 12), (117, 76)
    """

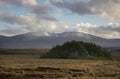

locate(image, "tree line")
(42, 41), (110, 59)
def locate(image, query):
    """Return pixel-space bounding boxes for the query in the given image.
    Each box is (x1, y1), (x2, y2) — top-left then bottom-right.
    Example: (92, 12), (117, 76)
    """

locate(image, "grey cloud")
(0, 12), (49, 32)
(51, 0), (92, 14)
(32, 5), (56, 21)
(0, 0), (56, 21)
(0, 25), (30, 36)
(76, 23), (120, 38)
(51, 0), (120, 21)
(0, 0), (120, 38)
(0, 21), (70, 36)
(0, 14), (20, 25)
(0, 0), (37, 7)
(94, 23), (120, 34)
(0, 13), (34, 25)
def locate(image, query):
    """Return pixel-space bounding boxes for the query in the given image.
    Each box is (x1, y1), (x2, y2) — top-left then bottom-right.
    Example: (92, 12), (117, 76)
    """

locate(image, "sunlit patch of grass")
(0, 51), (120, 79)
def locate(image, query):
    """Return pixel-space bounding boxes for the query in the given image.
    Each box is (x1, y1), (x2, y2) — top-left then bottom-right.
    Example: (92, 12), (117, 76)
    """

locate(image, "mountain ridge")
(0, 32), (119, 49)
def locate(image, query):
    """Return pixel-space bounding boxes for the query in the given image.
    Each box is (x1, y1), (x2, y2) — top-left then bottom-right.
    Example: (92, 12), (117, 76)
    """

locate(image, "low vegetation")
(43, 41), (110, 59)
(0, 54), (120, 79)
(0, 49), (119, 79)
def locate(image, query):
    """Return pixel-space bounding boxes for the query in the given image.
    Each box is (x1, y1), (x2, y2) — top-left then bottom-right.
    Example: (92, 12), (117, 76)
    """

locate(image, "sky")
(0, 0), (120, 39)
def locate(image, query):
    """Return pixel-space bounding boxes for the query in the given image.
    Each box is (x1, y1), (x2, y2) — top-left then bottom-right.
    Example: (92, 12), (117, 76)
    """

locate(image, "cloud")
(51, 0), (120, 21)
(0, 0), (120, 39)
(32, 21), (70, 33)
(0, 0), (37, 7)
(0, 25), (30, 36)
(0, 12), (39, 26)
(0, 0), (120, 21)
(76, 23), (120, 38)
(0, 21), (70, 36)
(0, 12), (54, 35)
(51, 0), (92, 15)
(1, 21), (120, 39)
(0, 0), (56, 21)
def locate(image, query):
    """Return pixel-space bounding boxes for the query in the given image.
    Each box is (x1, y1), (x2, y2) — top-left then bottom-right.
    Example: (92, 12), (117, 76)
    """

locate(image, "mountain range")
(0, 32), (120, 49)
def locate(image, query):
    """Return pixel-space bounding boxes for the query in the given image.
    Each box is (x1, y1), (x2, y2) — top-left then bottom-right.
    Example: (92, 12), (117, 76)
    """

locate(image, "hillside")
(0, 32), (120, 49)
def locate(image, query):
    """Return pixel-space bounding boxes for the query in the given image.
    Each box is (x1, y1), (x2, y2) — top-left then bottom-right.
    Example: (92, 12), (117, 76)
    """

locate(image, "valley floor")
(0, 51), (120, 79)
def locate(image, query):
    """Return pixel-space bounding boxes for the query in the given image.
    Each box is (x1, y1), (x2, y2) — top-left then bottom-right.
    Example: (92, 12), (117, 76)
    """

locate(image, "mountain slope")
(0, 32), (119, 49)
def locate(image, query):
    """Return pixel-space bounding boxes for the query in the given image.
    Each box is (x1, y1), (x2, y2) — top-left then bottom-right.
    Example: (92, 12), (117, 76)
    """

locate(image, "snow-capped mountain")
(0, 32), (120, 49)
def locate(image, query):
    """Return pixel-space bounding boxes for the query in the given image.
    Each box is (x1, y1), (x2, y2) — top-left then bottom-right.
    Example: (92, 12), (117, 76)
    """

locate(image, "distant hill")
(0, 32), (120, 49)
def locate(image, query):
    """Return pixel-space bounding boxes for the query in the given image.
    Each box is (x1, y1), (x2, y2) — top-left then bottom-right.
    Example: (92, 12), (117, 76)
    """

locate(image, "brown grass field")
(0, 49), (120, 79)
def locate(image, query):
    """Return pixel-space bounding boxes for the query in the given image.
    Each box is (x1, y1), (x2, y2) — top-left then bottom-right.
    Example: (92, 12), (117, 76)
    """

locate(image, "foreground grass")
(0, 53), (120, 79)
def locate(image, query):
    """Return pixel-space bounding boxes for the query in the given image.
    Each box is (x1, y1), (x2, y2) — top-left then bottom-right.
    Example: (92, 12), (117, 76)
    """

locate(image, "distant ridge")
(0, 32), (120, 49)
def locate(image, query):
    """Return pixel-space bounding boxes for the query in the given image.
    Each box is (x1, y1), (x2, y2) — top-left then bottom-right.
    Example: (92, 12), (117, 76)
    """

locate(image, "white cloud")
(1, 21), (120, 39)
(89, 0), (120, 21)
(22, 0), (37, 6)
(0, 0), (120, 39)
(41, 22), (70, 33)
(0, 25), (30, 36)
(76, 23), (120, 39)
